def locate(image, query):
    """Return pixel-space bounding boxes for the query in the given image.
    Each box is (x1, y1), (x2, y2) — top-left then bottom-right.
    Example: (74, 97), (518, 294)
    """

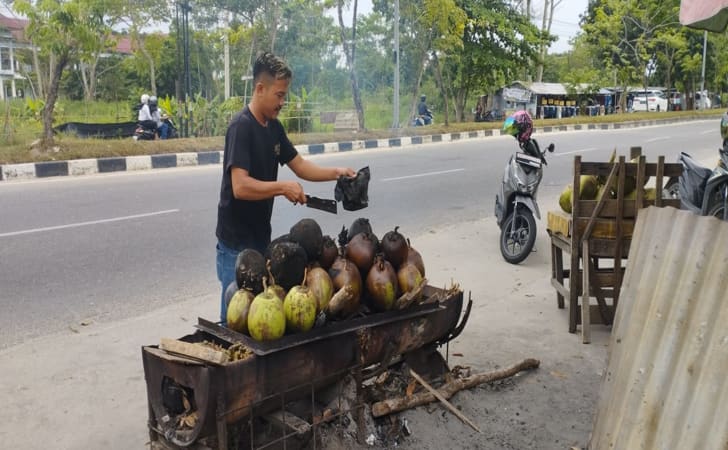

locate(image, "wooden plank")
(635, 155), (645, 212)
(575, 305), (613, 325)
(551, 277), (571, 300)
(263, 410), (312, 435)
(577, 199), (680, 218)
(578, 161), (682, 177)
(582, 240), (591, 344)
(656, 155), (665, 207)
(580, 162), (619, 244)
(144, 346), (205, 366)
(614, 157), (626, 306)
(159, 338), (228, 365)
(573, 217), (635, 239)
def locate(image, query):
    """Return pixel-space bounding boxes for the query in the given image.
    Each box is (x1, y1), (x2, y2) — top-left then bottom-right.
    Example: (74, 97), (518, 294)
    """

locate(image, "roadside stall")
(141, 218), (489, 449)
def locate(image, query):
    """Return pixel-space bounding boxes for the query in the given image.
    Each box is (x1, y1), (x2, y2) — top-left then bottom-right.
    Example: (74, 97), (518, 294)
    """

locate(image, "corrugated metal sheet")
(589, 206), (728, 450)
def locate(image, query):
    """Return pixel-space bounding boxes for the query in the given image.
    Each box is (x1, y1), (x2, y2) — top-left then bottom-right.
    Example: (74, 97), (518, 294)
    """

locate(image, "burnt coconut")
(289, 218), (323, 262)
(345, 231), (379, 275)
(235, 249), (266, 294)
(267, 241), (308, 291)
(318, 235), (338, 270)
(366, 255), (399, 311)
(381, 226), (408, 269)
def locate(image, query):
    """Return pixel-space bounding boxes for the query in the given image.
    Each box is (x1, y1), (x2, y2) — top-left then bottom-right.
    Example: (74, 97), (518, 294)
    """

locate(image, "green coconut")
(579, 175), (599, 200)
(227, 289), (254, 334)
(247, 289), (286, 341)
(283, 269), (318, 333)
(559, 184), (573, 213)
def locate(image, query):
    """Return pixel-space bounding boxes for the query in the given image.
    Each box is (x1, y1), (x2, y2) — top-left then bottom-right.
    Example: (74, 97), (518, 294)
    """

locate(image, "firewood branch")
(371, 358), (540, 418)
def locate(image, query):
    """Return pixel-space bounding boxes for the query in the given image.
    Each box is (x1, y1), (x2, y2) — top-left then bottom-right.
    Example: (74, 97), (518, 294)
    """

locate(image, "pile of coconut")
(225, 218), (427, 341)
(558, 150), (657, 213)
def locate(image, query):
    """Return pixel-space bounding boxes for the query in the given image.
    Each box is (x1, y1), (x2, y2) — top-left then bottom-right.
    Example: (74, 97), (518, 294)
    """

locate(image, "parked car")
(695, 91), (712, 109)
(630, 90), (668, 112)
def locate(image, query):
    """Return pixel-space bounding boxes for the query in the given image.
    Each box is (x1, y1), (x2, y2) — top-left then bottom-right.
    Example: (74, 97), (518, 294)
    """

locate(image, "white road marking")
(0, 209), (179, 238)
(700, 129), (715, 135)
(381, 168), (465, 182)
(645, 136), (671, 143)
(554, 147), (598, 156)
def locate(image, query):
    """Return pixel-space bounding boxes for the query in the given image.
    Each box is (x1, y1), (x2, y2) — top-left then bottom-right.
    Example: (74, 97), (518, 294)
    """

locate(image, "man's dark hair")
(253, 52), (292, 83)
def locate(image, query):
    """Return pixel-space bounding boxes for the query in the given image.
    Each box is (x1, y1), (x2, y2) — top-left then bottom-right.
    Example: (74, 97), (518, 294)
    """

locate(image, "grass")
(0, 108), (722, 165)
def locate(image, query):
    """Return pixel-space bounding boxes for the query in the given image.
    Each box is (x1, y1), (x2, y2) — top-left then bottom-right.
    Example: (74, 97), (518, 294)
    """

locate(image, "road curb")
(0, 116), (715, 182)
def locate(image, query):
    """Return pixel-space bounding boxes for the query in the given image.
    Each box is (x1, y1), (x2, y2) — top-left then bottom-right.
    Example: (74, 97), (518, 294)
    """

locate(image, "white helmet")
(140, 94), (150, 104)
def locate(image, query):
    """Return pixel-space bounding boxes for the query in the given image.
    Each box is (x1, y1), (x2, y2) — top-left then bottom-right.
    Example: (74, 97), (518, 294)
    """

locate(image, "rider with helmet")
(137, 93), (157, 132)
(721, 109), (728, 147)
(502, 110), (544, 163)
(416, 95), (433, 125)
(149, 96), (171, 139)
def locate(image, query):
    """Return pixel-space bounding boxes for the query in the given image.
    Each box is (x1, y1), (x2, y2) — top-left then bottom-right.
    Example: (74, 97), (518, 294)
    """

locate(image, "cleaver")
(305, 195), (337, 214)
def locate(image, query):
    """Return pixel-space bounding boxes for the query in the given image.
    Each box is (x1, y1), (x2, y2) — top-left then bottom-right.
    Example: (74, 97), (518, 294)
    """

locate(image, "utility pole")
(392, 0), (400, 129)
(700, 30), (707, 110)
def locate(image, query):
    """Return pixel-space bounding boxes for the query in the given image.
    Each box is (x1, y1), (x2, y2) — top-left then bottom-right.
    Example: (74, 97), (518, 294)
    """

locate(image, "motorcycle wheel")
(499, 207), (537, 264)
(707, 196), (728, 220)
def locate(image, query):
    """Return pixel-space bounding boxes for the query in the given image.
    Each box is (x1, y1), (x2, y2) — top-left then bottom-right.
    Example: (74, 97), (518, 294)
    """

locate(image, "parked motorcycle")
(495, 111), (555, 264)
(666, 145), (728, 220)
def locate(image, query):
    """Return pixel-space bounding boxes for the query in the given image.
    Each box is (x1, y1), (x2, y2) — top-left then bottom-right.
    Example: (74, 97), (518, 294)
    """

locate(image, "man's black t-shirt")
(216, 106), (298, 253)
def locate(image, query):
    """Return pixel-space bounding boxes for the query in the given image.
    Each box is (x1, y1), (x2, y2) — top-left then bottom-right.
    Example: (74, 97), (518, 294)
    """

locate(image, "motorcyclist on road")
(149, 96), (170, 139)
(137, 94), (157, 133)
(417, 95), (433, 125)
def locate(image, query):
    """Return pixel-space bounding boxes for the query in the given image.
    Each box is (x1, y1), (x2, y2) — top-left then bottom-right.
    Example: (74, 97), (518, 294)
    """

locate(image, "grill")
(142, 285), (470, 449)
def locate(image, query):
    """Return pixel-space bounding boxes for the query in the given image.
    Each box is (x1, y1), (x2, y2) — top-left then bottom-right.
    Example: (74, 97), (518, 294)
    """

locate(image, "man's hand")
(336, 167), (357, 178)
(280, 180), (306, 204)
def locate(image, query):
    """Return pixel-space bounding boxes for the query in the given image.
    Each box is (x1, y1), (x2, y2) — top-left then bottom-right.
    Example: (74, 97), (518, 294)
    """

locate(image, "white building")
(0, 14), (29, 100)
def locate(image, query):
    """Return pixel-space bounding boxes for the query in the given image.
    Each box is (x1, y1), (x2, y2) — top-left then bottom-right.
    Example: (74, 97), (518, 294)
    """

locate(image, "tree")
(534, 0), (560, 82)
(14, 0), (108, 145)
(441, 0), (540, 121)
(336, 0), (365, 130)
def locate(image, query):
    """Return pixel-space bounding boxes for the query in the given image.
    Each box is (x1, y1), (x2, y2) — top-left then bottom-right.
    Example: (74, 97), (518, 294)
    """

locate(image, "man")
(137, 94), (155, 131)
(417, 95), (432, 125)
(149, 96), (170, 139)
(216, 51), (355, 323)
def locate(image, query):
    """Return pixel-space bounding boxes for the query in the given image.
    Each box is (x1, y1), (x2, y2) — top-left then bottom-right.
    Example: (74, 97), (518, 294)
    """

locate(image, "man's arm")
(231, 167), (305, 203)
(287, 154), (355, 181)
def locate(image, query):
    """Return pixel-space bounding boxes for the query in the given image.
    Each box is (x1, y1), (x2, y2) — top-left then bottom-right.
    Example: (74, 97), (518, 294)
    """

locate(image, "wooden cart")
(547, 147), (682, 343)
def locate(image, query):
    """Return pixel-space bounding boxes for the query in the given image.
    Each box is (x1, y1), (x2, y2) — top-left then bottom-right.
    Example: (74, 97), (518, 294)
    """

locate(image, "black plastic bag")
(335, 166), (370, 211)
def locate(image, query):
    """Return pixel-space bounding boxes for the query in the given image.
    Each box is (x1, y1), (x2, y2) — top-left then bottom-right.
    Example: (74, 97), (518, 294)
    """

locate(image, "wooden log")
(371, 358), (540, 418)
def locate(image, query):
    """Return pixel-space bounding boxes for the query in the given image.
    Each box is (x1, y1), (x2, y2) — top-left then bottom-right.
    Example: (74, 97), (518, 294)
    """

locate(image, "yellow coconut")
(227, 289), (254, 334)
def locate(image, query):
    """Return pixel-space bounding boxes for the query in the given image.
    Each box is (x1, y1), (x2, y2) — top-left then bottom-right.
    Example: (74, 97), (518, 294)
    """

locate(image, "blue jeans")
(216, 240), (241, 324)
(158, 122), (170, 139)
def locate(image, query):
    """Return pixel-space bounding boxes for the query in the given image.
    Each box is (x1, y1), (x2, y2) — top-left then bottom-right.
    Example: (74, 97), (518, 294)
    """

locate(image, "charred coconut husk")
(267, 241), (308, 291)
(318, 235), (339, 270)
(235, 249), (267, 294)
(289, 218), (324, 262)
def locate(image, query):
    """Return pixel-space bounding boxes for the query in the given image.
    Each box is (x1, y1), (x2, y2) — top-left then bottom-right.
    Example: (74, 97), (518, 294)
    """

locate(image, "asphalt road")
(0, 120), (721, 348)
